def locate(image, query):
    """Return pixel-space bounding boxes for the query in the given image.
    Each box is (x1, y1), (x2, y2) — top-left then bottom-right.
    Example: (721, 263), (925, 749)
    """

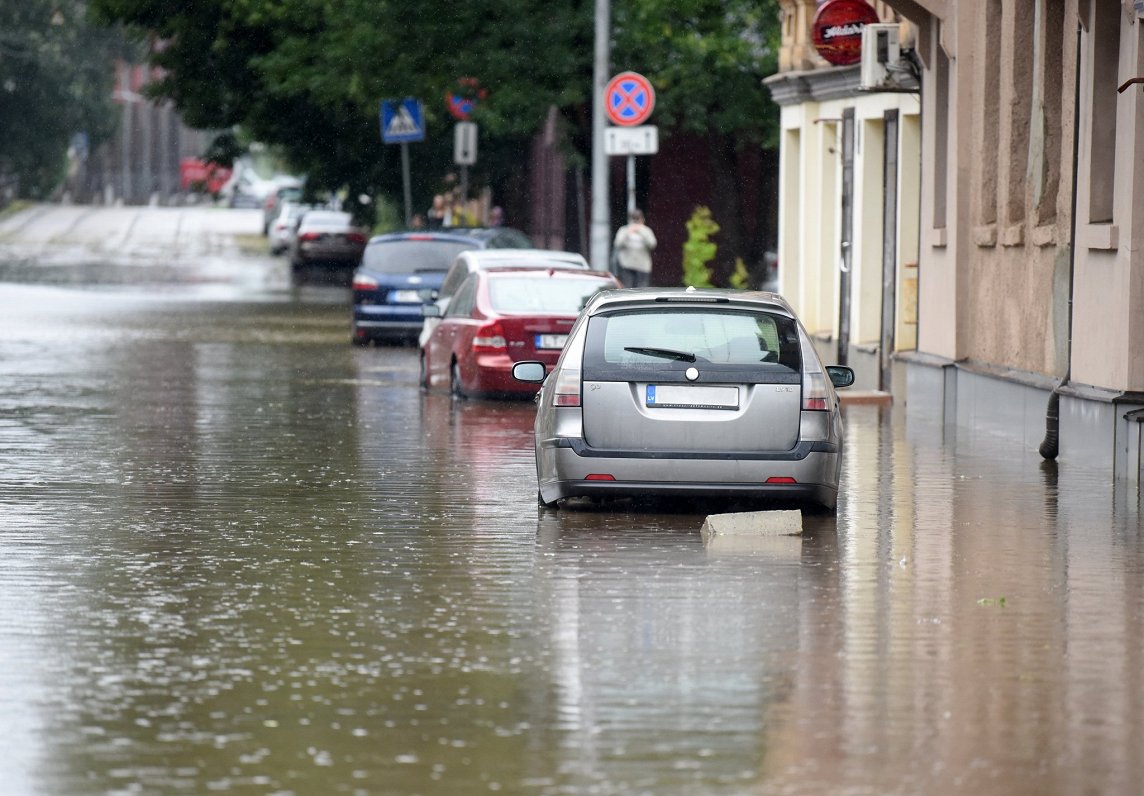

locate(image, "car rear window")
(487, 275), (611, 314)
(301, 211), (352, 228)
(585, 309), (802, 374)
(362, 241), (475, 274)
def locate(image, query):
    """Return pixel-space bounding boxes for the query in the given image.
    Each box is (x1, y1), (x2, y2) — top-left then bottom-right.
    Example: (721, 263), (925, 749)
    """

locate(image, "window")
(1088, 0), (1120, 224)
(585, 310), (802, 374)
(445, 275), (478, 318)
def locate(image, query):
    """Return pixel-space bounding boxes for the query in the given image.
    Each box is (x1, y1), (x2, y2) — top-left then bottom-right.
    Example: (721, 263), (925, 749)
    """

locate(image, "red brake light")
(406, 234), (434, 241)
(352, 274), (379, 291)
(585, 474), (615, 481)
(346, 232), (367, 244)
(765, 476), (798, 484)
(472, 322), (507, 352)
(298, 231), (320, 242)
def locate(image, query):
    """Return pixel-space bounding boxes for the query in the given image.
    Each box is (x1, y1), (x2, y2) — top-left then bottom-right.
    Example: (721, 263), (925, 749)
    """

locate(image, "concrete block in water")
(700, 509), (803, 541)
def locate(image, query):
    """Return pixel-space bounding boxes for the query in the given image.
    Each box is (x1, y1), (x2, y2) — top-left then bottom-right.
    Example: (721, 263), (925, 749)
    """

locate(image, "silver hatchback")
(512, 287), (855, 511)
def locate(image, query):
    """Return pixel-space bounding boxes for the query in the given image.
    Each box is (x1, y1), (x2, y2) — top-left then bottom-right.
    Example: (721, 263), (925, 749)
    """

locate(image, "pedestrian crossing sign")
(381, 98), (425, 143)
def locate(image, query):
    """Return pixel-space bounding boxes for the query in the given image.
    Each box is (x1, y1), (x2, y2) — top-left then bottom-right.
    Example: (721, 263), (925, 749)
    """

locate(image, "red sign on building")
(811, 0), (880, 67)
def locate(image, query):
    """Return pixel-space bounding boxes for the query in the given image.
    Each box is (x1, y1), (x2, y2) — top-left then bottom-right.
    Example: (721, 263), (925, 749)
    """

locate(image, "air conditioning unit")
(860, 24), (901, 91)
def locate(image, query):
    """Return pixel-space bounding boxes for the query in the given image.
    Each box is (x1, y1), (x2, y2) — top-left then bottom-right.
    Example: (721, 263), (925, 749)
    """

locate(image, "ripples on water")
(1, 284), (1142, 795)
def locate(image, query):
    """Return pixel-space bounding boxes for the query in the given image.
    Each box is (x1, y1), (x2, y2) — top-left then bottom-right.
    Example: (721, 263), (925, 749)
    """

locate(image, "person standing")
(612, 208), (656, 287)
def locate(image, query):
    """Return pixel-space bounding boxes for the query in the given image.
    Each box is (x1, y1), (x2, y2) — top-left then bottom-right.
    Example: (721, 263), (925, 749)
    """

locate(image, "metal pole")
(401, 142), (412, 227)
(590, 0), (611, 269)
(626, 154), (635, 214)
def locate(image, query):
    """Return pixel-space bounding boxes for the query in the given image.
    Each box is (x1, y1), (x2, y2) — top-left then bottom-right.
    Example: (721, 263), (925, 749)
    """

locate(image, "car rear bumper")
(352, 306), (425, 340)
(536, 437), (841, 508)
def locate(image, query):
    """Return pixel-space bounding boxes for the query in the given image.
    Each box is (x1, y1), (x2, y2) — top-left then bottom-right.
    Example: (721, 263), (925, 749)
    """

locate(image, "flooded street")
(1, 208), (1143, 795)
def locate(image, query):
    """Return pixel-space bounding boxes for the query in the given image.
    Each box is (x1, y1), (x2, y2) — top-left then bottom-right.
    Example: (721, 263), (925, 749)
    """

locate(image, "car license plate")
(646, 384), (739, 410)
(391, 289), (422, 303)
(535, 334), (568, 350)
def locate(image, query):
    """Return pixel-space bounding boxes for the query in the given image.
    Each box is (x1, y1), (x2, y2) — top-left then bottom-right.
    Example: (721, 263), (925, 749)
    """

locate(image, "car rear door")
(579, 306), (804, 453)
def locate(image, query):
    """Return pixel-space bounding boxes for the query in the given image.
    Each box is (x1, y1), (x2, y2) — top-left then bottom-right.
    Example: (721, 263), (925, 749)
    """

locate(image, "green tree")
(88, 0), (781, 252)
(0, 0), (123, 199)
(89, 0), (594, 221)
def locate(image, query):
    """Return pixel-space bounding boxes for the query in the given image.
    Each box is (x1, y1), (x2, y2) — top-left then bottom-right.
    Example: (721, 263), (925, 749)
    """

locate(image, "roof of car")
(299, 210), (353, 225)
(459, 248), (588, 267)
(584, 287), (795, 316)
(367, 227), (529, 245)
(481, 265), (614, 278)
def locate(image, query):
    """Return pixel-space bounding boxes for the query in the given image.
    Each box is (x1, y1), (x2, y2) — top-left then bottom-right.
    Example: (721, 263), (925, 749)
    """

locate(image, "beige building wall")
(770, 56), (921, 387)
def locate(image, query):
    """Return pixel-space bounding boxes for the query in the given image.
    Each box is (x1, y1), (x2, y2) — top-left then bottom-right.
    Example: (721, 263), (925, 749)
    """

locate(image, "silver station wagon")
(512, 287), (855, 512)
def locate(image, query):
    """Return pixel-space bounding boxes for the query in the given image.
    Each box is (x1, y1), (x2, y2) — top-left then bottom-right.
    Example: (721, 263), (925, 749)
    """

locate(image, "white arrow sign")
(605, 125), (658, 156)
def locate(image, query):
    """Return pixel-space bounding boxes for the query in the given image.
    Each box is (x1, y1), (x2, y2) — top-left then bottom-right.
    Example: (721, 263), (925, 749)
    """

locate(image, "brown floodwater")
(1, 281), (1141, 795)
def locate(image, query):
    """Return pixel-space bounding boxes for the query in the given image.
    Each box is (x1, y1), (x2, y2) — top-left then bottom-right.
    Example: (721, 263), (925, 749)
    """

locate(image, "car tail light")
(585, 474), (615, 481)
(799, 331), (831, 411)
(766, 476), (798, 484)
(473, 322), (507, 352)
(346, 231), (368, 244)
(549, 328), (585, 407)
(298, 231), (320, 242)
(552, 367), (581, 406)
(352, 274), (379, 291)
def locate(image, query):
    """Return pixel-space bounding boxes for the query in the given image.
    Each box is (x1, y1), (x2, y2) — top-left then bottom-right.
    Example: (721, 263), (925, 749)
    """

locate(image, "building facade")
(765, 1), (922, 393)
(770, 0), (1144, 484)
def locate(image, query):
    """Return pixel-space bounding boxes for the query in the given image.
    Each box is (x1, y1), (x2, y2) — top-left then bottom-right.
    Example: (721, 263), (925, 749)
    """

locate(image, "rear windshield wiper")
(624, 346), (696, 363)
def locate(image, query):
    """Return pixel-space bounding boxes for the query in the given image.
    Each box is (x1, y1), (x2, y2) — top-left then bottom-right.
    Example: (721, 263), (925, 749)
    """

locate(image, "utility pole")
(590, 0), (611, 271)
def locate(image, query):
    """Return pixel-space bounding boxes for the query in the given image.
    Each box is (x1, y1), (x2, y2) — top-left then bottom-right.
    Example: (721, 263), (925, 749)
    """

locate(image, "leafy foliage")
(681, 206), (718, 288)
(0, 0), (125, 199)
(87, 0), (781, 248)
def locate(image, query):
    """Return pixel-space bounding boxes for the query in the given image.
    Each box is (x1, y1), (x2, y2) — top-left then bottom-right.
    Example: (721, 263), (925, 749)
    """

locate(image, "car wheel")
(450, 361), (466, 399)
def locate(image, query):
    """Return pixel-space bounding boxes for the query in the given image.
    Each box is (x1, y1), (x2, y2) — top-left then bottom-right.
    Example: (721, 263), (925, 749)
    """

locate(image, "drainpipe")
(1039, 22), (1082, 460)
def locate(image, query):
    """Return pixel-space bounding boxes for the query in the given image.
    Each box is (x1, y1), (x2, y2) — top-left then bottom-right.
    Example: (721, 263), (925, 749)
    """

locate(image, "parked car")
(350, 227), (533, 346)
(512, 287), (856, 511)
(268, 201), (313, 255)
(262, 178), (304, 235)
(423, 267), (622, 398)
(225, 169), (276, 209)
(419, 248), (592, 349)
(288, 210), (369, 273)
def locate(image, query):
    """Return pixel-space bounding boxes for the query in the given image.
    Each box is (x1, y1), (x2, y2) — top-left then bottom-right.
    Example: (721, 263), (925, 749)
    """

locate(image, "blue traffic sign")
(381, 98), (425, 143)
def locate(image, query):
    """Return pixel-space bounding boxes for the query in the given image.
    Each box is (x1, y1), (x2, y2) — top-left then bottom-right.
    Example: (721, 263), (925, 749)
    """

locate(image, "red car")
(422, 266), (622, 398)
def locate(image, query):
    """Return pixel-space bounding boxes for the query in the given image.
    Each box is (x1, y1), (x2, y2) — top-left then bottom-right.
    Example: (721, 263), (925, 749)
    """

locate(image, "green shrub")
(681, 206), (718, 288)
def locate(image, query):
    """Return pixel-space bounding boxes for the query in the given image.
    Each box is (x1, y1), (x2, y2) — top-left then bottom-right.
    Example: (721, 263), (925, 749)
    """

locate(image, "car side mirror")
(513, 361), (546, 383)
(422, 304), (442, 318)
(826, 366), (855, 389)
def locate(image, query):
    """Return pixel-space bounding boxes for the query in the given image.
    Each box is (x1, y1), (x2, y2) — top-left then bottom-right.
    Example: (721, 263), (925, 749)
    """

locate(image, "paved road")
(0, 203), (276, 285)
(1, 203), (1142, 795)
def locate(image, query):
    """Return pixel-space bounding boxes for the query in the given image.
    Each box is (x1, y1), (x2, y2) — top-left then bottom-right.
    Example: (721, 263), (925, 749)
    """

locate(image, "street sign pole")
(401, 142), (412, 227)
(590, 0), (611, 272)
(381, 98), (426, 229)
(626, 155), (635, 214)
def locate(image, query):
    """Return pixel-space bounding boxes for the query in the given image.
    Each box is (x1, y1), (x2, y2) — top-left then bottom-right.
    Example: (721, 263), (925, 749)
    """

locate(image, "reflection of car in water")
(350, 228), (533, 347)
(514, 287), (855, 512)
(422, 267), (621, 399)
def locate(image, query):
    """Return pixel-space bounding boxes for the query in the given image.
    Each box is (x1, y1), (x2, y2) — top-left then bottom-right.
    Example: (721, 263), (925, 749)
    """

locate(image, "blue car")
(350, 228), (533, 346)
